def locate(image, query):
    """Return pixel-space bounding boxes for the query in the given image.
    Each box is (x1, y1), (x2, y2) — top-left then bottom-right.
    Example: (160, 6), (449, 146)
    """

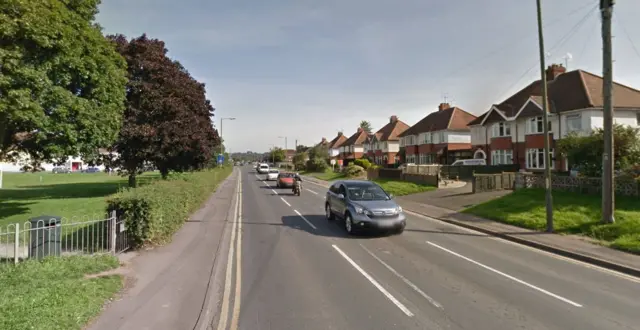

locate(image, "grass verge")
(463, 188), (640, 254)
(0, 172), (159, 227)
(302, 169), (346, 181)
(373, 178), (437, 196)
(0, 255), (122, 330)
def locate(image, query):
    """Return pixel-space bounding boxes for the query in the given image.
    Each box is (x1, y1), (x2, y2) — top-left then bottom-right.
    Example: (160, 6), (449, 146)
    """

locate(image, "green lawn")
(463, 188), (640, 254)
(302, 169), (346, 181)
(373, 178), (437, 197)
(0, 172), (159, 227)
(0, 255), (123, 330)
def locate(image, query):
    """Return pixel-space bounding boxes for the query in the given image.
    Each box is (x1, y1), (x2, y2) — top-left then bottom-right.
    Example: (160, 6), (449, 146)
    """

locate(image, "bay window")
(566, 114), (582, 132)
(438, 131), (445, 143)
(492, 122), (511, 137)
(423, 133), (431, 144)
(526, 148), (554, 169)
(527, 116), (552, 134)
(491, 150), (513, 165)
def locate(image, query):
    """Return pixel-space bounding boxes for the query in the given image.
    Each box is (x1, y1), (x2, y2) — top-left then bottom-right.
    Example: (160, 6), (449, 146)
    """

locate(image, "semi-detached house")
(327, 132), (348, 166)
(468, 64), (640, 171)
(399, 103), (478, 165)
(363, 115), (410, 167)
(339, 127), (369, 165)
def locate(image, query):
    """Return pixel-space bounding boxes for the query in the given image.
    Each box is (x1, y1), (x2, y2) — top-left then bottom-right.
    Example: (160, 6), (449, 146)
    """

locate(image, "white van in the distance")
(450, 159), (486, 166)
(257, 163), (270, 174)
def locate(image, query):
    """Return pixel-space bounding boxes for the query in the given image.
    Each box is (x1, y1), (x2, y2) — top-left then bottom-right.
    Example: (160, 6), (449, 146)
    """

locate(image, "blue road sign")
(217, 154), (225, 164)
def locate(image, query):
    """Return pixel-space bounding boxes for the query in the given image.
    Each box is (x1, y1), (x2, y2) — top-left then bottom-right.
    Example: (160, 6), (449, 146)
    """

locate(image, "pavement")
(90, 167), (640, 330)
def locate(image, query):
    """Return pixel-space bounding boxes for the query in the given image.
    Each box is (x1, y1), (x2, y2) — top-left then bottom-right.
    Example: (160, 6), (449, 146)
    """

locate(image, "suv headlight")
(397, 206), (403, 213)
(354, 206), (365, 214)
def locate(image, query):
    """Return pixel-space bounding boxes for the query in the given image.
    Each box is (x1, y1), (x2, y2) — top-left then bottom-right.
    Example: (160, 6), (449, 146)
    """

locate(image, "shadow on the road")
(281, 214), (389, 240)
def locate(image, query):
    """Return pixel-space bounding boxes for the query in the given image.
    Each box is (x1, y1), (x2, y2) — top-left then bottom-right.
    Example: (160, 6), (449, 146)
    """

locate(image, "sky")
(96, 0), (640, 153)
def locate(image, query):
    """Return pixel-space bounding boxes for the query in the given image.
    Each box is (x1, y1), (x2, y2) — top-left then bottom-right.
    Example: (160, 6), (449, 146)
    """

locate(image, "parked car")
(276, 172), (296, 188)
(52, 167), (71, 174)
(325, 180), (406, 235)
(82, 167), (101, 173)
(266, 169), (279, 181)
(450, 159), (486, 166)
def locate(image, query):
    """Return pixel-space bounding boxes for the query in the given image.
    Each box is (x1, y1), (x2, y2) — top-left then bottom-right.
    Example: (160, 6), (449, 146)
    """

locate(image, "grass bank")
(302, 169), (346, 181)
(463, 188), (640, 254)
(0, 172), (158, 227)
(0, 255), (122, 330)
(373, 178), (437, 197)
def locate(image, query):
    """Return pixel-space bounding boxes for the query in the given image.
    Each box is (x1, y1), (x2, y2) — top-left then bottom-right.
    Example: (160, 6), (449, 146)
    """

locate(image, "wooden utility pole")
(601, 0), (615, 223)
(535, 0), (554, 232)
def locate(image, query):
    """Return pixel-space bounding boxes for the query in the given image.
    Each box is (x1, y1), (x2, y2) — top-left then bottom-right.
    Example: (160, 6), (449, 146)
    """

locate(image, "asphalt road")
(226, 167), (640, 330)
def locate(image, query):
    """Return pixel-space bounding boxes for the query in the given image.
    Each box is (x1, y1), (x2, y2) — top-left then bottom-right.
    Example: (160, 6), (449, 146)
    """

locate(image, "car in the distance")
(325, 180), (406, 235)
(276, 172), (296, 188)
(257, 163), (269, 174)
(266, 169), (279, 181)
(52, 167), (71, 174)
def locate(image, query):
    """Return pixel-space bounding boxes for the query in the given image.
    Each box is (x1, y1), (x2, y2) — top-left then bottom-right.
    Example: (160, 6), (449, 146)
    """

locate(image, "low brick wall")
(367, 168), (438, 186)
(402, 173), (439, 186)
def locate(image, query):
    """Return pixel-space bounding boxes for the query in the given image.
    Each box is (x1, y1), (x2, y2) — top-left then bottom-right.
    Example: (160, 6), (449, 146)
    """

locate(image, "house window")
(528, 116), (552, 134)
(491, 150), (513, 165)
(423, 133), (431, 144)
(418, 153), (427, 164)
(636, 112), (640, 126)
(438, 132), (445, 143)
(526, 148), (554, 169)
(492, 122), (511, 137)
(400, 138), (405, 147)
(566, 114), (582, 132)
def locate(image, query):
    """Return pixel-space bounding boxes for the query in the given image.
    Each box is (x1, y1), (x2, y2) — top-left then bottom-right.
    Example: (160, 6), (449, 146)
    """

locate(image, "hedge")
(106, 166), (233, 247)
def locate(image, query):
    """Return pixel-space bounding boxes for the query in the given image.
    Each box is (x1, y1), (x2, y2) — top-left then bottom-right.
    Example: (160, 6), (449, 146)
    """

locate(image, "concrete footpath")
(88, 169), (240, 330)
(302, 175), (640, 278)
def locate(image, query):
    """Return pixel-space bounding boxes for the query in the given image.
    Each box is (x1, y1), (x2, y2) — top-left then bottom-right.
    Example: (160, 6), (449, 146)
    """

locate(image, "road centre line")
(332, 244), (414, 317)
(305, 188), (318, 194)
(360, 244), (443, 311)
(280, 197), (291, 207)
(294, 210), (317, 230)
(426, 241), (583, 307)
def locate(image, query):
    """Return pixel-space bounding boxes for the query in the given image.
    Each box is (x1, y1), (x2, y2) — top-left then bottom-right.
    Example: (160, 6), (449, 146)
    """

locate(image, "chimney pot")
(390, 115), (398, 123)
(545, 63), (566, 81)
(438, 103), (451, 111)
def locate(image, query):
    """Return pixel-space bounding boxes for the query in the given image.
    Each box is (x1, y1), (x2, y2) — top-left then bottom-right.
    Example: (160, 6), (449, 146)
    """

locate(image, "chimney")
(337, 131), (343, 136)
(321, 137), (327, 143)
(389, 115), (398, 123)
(438, 103), (450, 111)
(545, 64), (566, 81)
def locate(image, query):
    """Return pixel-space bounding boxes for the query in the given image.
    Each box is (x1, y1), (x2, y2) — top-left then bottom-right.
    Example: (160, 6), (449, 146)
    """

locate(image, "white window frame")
(438, 131), (445, 143)
(527, 116), (551, 134)
(526, 148), (554, 169)
(492, 122), (511, 137)
(636, 112), (640, 126)
(491, 149), (513, 165)
(423, 133), (431, 144)
(566, 114), (582, 132)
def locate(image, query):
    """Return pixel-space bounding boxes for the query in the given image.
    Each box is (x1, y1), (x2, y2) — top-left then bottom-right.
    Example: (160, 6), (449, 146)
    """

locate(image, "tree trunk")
(128, 173), (137, 188)
(160, 168), (169, 179)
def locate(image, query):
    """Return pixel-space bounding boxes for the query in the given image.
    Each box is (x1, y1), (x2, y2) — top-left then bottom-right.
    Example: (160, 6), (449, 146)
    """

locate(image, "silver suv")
(325, 180), (406, 235)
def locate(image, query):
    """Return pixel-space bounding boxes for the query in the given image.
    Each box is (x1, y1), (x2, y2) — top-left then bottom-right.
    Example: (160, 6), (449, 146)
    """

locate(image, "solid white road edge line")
(216, 174), (241, 330)
(332, 244), (414, 317)
(294, 210), (317, 230)
(360, 244), (443, 311)
(426, 241), (583, 307)
(280, 197), (291, 207)
(230, 174), (243, 329)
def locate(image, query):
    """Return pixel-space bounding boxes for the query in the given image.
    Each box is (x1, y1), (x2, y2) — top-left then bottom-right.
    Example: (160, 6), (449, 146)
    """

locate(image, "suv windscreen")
(346, 183), (389, 201)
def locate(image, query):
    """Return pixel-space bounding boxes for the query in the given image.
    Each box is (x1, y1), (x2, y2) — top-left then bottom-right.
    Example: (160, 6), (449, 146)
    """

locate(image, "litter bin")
(29, 215), (62, 260)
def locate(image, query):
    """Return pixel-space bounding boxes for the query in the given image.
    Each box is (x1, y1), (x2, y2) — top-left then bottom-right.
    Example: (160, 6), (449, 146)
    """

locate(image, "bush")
(354, 158), (372, 169)
(306, 157), (328, 172)
(344, 164), (365, 177)
(106, 166), (233, 247)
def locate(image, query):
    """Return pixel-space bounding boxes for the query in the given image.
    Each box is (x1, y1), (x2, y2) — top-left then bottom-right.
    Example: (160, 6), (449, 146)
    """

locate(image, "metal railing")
(0, 211), (131, 266)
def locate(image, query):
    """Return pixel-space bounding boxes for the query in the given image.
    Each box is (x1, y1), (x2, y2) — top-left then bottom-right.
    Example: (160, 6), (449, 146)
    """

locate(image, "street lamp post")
(220, 117), (236, 166)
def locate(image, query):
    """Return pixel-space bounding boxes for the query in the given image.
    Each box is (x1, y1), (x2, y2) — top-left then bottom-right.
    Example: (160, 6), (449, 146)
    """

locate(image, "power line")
(495, 4), (598, 102)
(438, 1), (598, 82)
(613, 16), (640, 63)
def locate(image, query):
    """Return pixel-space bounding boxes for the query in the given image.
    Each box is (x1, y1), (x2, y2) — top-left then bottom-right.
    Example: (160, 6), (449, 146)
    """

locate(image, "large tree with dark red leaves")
(109, 34), (219, 186)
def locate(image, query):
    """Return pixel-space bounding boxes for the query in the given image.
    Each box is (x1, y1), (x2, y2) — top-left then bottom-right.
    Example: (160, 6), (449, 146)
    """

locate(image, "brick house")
(399, 103), (477, 165)
(468, 64), (640, 171)
(339, 127), (369, 165)
(364, 115), (410, 167)
(363, 133), (377, 160)
(327, 132), (348, 166)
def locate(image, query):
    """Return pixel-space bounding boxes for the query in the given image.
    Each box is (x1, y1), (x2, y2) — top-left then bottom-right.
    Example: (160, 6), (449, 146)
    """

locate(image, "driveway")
(398, 183), (512, 211)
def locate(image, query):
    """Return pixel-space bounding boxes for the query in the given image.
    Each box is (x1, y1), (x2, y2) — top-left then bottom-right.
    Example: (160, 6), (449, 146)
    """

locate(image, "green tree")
(269, 147), (286, 162)
(359, 120), (373, 133)
(557, 124), (640, 177)
(0, 0), (128, 162)
(293, 152), (307, 170)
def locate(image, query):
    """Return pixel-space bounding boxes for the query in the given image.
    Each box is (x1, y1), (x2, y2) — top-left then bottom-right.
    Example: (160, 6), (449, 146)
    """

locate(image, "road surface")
(223, 167), (640, 330)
